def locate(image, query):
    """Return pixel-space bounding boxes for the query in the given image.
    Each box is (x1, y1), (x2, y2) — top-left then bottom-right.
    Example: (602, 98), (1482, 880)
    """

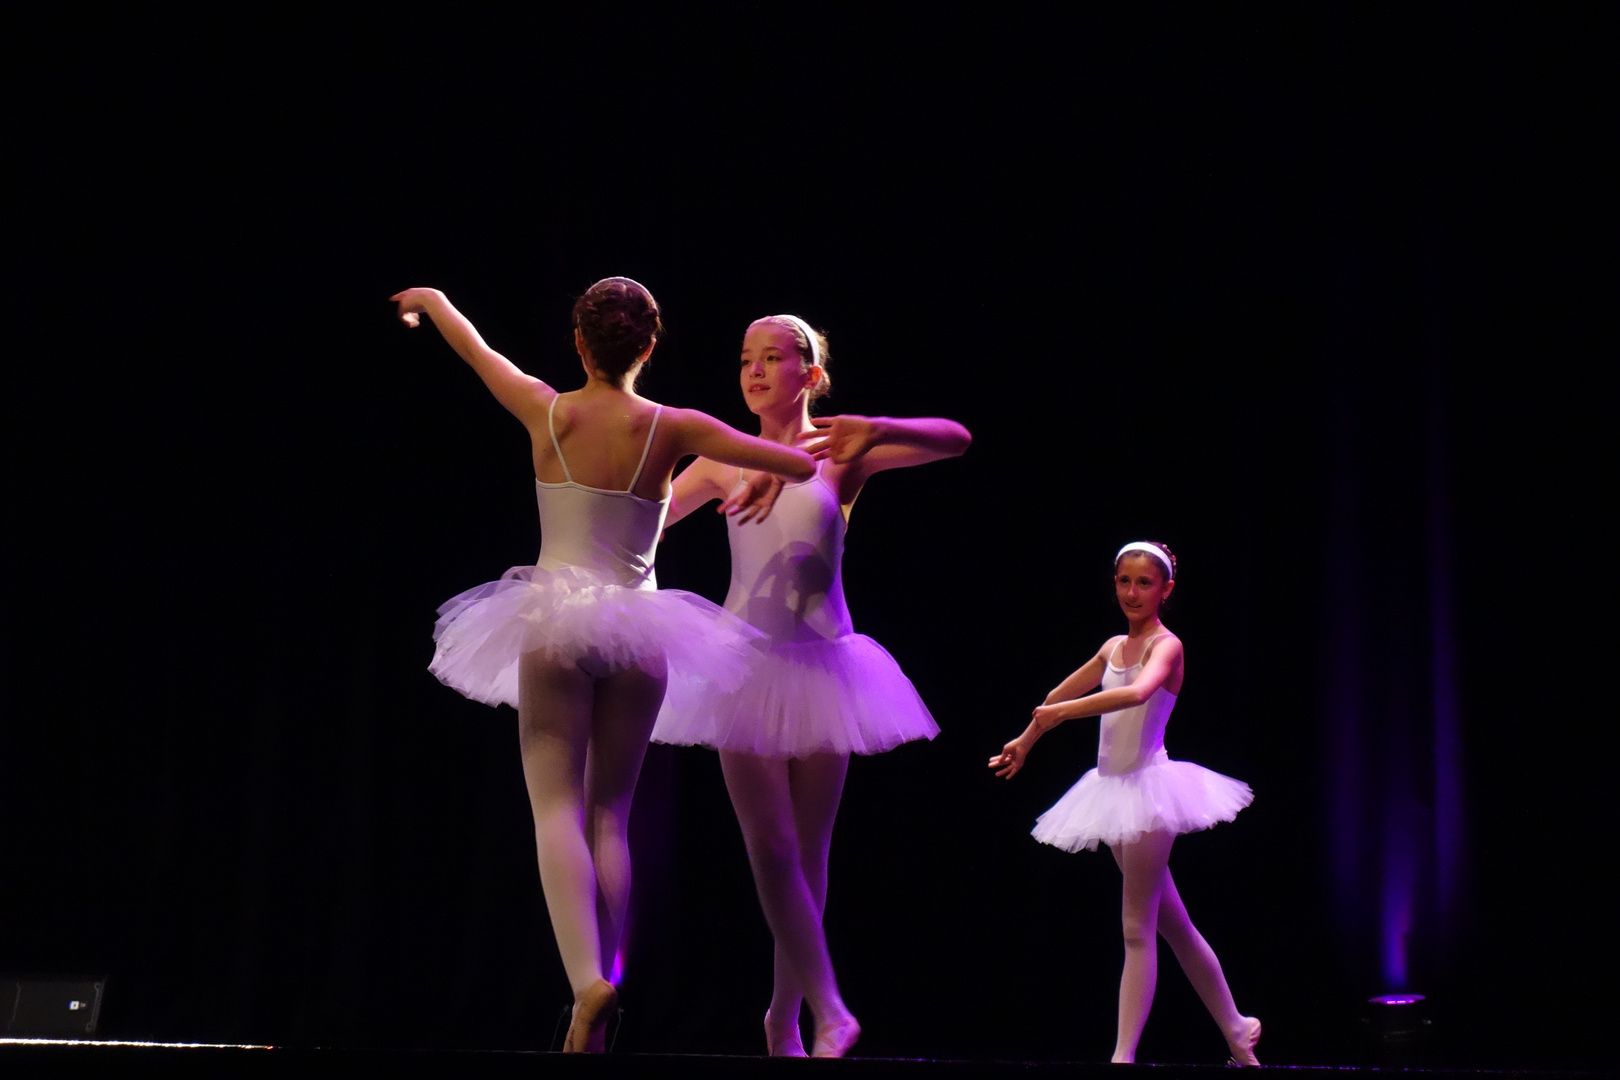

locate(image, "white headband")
(604, 275), (654, 301)
(1116, 542), (1174, 580)
(776, 314), (821, 366)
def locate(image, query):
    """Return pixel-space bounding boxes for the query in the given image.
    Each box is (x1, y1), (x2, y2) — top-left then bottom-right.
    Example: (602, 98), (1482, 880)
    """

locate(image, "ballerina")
(990, 541), (1261, 1066)
(652, 314), (970, 1057)
(392, 280), (814, 1052)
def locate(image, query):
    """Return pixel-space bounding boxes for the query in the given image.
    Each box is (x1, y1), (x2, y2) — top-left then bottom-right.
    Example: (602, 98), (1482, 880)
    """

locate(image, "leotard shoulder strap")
(1113, 631), (1168, 669)
(627, 406), (662, 492)
(545, 395), (574, 484)
(546, 399), (662, 493)
(1138, 631), (1167, 665)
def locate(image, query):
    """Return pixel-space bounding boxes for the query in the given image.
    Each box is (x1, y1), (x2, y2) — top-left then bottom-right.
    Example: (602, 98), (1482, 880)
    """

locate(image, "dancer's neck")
(756, 406), (814, 448)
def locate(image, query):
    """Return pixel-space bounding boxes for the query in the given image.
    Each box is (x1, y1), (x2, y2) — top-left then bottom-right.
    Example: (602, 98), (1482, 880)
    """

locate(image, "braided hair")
(573, 277), (662, 384)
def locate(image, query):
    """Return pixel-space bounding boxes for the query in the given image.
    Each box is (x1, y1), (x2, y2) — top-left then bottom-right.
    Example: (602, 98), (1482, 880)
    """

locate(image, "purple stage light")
(609, 946), (625, 986)
(1369, 994), (1426, 1006)
(1379, 798), (1417, 988)
(1363, 991), (1432, 1064)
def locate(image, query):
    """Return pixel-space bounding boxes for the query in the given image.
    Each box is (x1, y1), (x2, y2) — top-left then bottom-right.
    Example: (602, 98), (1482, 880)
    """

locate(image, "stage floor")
(0, 1040), (1601, 1079)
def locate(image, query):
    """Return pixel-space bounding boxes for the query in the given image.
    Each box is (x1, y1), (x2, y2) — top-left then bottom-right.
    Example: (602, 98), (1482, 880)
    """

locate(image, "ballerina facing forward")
(990, 541), (1261, 1066)
(653, 314), (970, 1057)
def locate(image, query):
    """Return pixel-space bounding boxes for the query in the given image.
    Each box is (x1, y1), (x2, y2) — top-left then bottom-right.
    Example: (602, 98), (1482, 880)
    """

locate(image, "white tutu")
(1031, 749), (1253, 852)
(650, 633), (940, 758)
(429, 563), (762, 718)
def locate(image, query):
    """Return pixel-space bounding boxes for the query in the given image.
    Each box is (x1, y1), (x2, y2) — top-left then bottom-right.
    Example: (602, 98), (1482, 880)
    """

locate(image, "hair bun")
(574, 277), (663, 384)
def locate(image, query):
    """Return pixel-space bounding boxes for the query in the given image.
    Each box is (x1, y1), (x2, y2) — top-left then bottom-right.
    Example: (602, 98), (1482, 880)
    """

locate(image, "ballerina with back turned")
(393, 280), (813, 1053)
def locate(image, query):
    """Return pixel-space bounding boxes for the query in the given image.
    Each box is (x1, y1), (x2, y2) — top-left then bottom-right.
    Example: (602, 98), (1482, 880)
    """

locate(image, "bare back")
(532, 390), (673, 502)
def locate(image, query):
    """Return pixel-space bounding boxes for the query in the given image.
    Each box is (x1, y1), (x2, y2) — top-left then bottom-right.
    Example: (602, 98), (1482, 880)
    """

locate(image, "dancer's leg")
(764, 753), (850, 1054)
(517, 655), (602, 996)
(1108, 830), (1175, 1063)
(520, 655), (665, 1052)
(720, 751), (858, 1055)
(1155, 870), (1261, 1065)
(583, 663), (666, 980)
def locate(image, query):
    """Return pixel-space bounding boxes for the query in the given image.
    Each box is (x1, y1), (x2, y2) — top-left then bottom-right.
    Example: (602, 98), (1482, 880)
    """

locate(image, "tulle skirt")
(1031, 750), (1253, 852)
(429, 564), (761, 718)
(651, 633), (940, 757)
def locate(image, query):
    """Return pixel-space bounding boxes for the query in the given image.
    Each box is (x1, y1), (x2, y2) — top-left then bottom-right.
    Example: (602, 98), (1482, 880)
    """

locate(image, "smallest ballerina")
(989, 541), (1261, 1066)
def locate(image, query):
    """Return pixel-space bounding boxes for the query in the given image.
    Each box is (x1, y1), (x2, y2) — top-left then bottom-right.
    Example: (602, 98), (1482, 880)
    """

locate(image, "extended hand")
(989, 738), (1029, 779)
(808, 414), (881, 463)
(720, 470), (785, 525)
(390, 287), (441, 329)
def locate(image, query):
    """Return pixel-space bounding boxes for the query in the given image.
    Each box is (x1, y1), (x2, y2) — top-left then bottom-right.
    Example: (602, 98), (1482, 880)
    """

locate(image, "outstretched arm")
(991, 637), (1182, 779)
(810, 415), (972, 474)
(668, 409), (816, 482)
(391, 288), (554, 424)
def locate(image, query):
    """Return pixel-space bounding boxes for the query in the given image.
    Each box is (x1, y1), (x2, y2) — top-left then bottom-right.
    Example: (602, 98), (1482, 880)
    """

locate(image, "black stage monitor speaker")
(2, 976), (105, 1038)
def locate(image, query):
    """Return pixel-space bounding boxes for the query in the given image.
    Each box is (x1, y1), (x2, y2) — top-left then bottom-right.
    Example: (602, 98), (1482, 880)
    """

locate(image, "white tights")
(1109, 830), (1251, 1063)
(719, 750), (857, 1044)
(518, 652), (666, 997)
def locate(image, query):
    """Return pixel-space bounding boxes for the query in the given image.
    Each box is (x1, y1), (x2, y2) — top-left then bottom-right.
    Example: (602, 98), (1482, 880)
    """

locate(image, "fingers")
(738, 496), (776, 524)
(810, 416), (832, 428)
(718, 493), (777, 525)
(391, 291), (424, 328)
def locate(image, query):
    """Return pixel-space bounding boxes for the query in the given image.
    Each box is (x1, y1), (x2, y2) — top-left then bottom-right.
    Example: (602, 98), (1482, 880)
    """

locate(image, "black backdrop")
(5, 7), (1609, 1071)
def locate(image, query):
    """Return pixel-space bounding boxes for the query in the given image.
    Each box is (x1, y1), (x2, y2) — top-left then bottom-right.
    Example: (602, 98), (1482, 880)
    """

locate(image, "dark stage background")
(4, 7), (1609, 1072)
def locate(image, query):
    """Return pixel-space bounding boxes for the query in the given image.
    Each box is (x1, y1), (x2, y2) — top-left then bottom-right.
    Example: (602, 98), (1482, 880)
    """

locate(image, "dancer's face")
(739, 321), (820, 416)
(1115, 554), (1173, 620)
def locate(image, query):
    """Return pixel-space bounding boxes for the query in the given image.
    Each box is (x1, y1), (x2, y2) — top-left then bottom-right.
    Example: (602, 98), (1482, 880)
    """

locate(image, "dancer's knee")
(588, 805), (631, 853)
(1121, 913), (1156, 951)
(742, 826), (801, 879)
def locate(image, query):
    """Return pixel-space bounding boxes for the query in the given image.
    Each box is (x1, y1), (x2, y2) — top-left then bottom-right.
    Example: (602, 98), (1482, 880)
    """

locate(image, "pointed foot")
(562, 979), (617, 1054)
(765, 1009), (807, 1057)
(1225, 1016), (1262, 1067)
(811, 1015), (861, 1058)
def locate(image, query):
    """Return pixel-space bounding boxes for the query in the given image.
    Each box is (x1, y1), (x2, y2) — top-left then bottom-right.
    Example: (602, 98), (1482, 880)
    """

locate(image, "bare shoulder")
(510, 377), (560, 426)
(656, 405), (718, 437)
(1148, 632), (1184, 662)
(656, 404), (700, 423)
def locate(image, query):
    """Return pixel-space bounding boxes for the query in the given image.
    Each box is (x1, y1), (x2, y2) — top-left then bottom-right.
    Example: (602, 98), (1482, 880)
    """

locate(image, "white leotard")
(722, 464), (852, 641)
(650, 460), (939, 758)
(534, 397), (667, 588)
(428, 397), (759, 711)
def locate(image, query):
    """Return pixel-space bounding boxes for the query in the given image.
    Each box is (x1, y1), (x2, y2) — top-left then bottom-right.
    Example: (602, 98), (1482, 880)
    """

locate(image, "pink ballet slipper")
(562, 979), (617, 1054)
(811, 1015), (861, 1058)
(765, 1010), (807, 1057)
(1224, 1016), (1262, 1067)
